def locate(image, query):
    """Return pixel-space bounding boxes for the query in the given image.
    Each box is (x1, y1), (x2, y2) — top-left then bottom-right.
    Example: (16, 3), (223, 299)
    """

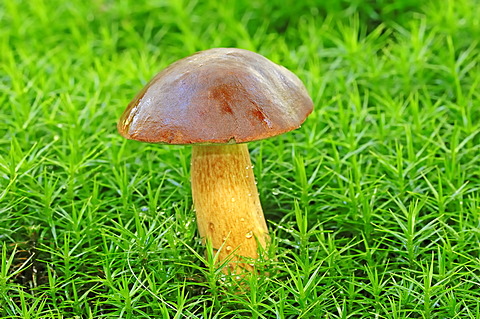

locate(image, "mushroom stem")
(191, 143), (269, 272)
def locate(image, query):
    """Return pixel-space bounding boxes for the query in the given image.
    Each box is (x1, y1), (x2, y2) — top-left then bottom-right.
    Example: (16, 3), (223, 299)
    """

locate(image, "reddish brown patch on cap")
(209, 84), (235, 114)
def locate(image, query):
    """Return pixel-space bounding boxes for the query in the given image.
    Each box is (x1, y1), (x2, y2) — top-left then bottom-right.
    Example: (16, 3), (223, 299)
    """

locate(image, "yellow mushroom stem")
(191, 143), (269, 273)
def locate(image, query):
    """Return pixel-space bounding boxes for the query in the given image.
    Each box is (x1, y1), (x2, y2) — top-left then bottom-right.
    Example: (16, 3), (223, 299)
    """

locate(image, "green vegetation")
(1, 0), (479, 317)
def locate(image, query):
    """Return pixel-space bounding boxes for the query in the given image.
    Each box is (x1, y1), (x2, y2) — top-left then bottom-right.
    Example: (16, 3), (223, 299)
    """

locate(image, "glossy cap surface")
(118, 48), (313, 144)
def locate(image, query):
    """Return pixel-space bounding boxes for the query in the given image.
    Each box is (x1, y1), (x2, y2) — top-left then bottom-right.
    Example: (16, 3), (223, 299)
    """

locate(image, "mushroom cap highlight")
(118, 48), (314, 144)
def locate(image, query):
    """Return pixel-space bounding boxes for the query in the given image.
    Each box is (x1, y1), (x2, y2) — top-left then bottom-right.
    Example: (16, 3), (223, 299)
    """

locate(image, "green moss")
(1, 0), (479, 317)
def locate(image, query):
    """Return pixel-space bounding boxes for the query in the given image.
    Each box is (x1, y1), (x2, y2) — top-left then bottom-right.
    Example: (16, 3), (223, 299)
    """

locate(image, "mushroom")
(118, 48), (313, 273)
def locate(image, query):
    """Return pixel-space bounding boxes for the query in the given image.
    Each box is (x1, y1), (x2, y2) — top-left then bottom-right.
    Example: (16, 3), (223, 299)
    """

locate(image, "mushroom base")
(191, 144), (269, 273)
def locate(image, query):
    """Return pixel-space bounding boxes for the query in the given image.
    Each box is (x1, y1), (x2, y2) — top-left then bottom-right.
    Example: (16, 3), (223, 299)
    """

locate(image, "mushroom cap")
(118, 48), (313, 144)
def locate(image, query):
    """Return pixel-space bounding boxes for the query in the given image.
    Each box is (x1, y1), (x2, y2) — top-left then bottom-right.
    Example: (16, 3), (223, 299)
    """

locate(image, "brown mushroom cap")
(118, 48), (313, 144)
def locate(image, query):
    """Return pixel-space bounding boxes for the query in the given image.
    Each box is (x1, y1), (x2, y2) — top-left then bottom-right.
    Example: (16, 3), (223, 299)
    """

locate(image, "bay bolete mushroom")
(118, 48), (313, 273)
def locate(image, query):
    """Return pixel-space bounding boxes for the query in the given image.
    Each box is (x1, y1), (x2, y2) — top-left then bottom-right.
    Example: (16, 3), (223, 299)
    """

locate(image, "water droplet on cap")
(245, 231), (253, 239)
(263, 118), (272, 128)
